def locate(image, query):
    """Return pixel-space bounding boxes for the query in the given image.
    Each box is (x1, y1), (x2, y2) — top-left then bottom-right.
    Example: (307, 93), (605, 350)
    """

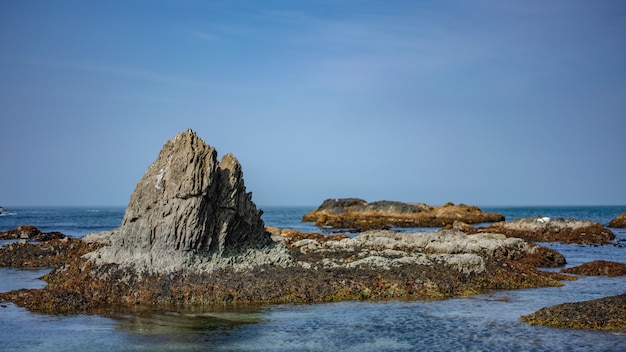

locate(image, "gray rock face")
(86, 129), (291, 273)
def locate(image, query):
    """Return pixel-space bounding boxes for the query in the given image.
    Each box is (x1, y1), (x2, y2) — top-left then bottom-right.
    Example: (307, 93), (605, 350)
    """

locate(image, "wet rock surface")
(302, 199), (504, 230)
(561, 260), (626, 277)
(521, 294), (626, 331)
(608, 212), (626, 228)
(466, 217), (615, 244)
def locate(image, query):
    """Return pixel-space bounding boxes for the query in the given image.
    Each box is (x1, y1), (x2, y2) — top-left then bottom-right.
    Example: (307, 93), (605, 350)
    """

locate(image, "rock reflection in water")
(100, 305), (264, 345)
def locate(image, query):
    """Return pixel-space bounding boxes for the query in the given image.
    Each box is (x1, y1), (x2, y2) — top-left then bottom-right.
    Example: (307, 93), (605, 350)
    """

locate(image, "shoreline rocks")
(466, 217), (615, 245)
(608, 212), (626, 228)
(521, 294), (626, 331)
(302, 199), (505, 230)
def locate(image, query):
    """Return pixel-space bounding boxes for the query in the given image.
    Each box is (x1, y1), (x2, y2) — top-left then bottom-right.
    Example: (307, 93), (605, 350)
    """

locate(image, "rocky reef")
(521, 260), (626, 331)
(561, 260), (626, 277)
(608, 212), (626, 228)
(0, 232), (99, 268)
(1, 227), (569, 313)
(302, 198), (504, 230)
(0, 130), (571, 314)
(0, 225), (67, 242)
(521, 294), (626, 331)
(464, 217), (615, 245)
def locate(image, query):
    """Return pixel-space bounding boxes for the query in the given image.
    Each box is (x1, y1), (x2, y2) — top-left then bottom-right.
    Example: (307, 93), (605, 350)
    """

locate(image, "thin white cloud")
(191, 30), (220, 41)
(0, 54), (254, 92)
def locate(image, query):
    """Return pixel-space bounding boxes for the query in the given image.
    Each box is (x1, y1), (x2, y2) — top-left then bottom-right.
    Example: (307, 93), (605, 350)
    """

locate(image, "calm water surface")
(1, 206), (625, 351)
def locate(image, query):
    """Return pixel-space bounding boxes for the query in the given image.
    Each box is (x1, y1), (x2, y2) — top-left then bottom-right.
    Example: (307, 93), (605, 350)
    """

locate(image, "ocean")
(1, 205), (625, 351)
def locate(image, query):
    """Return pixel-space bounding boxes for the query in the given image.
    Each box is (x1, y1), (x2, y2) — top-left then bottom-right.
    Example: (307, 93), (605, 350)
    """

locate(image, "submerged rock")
(521, 294), (626, 331)
(302, 199), (504, 230)
(608, 212), (626, 228)
(84, 129), (291, 274)
(472, 217), (615, 245)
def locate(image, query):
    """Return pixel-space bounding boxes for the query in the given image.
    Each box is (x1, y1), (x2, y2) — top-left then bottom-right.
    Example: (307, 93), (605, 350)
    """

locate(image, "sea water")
(1, 206), (625, 351)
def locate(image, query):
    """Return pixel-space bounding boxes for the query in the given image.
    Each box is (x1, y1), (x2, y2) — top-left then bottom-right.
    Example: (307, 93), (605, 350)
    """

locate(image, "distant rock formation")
(302, 198), (504, 230)
(85, 129), (291, 273)
(0, 225), (66, 242)
(473, 217), (615, 244)
(608, 212), (626, 228)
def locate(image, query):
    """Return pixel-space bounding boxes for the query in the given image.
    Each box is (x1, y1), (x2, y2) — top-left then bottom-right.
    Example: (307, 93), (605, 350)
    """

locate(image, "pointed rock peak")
(220, 153), (239, 171)
(87, 130), (290, 273)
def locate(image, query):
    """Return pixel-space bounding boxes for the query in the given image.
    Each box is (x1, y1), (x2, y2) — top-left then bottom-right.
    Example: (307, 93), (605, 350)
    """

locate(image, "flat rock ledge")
(0, 228), (571, 314)
(302, 198), (505, 230)
(608, 212), (626, 228)
(464, 217), (615, 244)
(561, 260), (626, 277)
(521, 294), (626, 331)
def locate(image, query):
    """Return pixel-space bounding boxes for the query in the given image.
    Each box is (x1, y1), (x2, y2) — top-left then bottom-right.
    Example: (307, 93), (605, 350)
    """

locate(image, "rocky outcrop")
(561, 260), (626, 277)
(1, 228), (570, 313)
(0, 225), (67, 242)
(521, 294), (626, 331)
(469, 217), (615, 244)
(279, 228), (566, 272)
(0, 130), (573, 314)
(84, 129), (291, 274)
(608, 212), (626, 228)
(0, 236), (101, 268)
(302, 199), (504, 230)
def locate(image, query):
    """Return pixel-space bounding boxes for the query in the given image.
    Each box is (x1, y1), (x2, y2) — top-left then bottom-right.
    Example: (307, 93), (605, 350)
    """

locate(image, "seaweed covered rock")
(0, 237), (101, 268)
(0, 225), (66, 242)
(561, 260), (626, 277)
(608, 212), (626, 228)
(302, 199), (504, 230)
(476, 217), (615, 244)
(84, 129), (292, 274)
(521, 294), (626, 331)
(1, 228), (571, 313)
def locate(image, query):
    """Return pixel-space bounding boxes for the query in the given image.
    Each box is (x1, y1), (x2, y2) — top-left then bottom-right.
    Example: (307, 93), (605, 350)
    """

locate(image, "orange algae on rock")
(302, 199), (505, 230)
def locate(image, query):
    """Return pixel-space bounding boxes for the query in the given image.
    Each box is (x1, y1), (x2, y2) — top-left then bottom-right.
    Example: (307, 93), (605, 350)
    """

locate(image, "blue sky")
(1, 0), (625, 207)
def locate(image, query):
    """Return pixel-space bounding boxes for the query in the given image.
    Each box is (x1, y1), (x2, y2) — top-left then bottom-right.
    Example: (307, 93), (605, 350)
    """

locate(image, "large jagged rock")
(85, 129), (291, 273)
(302, 198), (504, 230)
